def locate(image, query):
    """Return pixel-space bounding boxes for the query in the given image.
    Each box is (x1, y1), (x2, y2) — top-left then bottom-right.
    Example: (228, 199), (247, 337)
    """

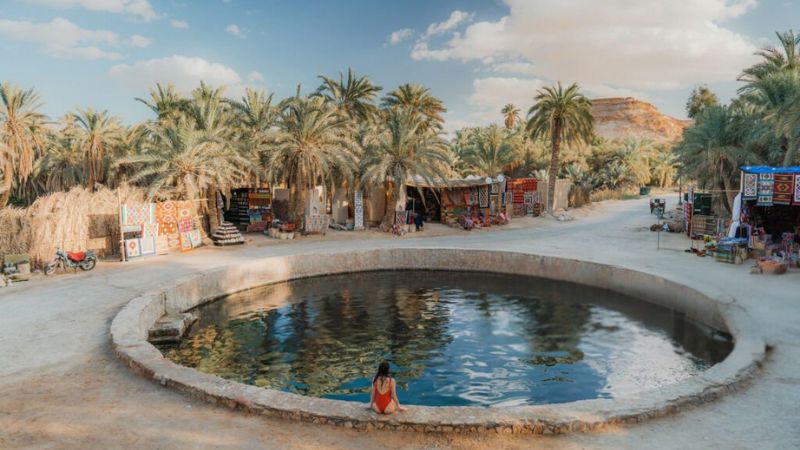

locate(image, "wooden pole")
(118, 188), (126, 262)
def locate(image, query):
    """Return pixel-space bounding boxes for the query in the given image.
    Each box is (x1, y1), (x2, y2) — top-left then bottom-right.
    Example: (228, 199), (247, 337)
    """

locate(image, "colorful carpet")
(139, 237), (156, 256)
(773, 174), (794, 205)
(125, 239), (141, 258)
(178, 217), (194, 233)
(743, 173), (757, 199)
(156, 201), (178, 235)
(479, 186), (489, 208)
(795, 175), (800, 205)
(757, 173), (774, 206)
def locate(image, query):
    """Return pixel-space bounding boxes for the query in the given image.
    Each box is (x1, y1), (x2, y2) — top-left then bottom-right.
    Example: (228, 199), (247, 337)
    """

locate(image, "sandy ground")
(1, 196), (799, 449)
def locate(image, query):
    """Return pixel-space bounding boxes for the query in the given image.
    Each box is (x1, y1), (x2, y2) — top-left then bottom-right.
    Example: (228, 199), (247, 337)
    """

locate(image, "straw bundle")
(0, 185), (144, 265)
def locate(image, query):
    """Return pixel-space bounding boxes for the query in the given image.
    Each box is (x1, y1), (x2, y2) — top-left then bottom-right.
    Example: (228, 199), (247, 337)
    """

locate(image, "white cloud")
(424, 10), (474, 38)
(129, 34), (151, 48)
(108, 56), (242, 92)
(0, 17), (124, 59)
(170, 19), (189, 29)
(412, 0), (759, 91)
(246, 71), (265, 82)
(226, 24), (244, 38)
(24, 0), (157, 22)
(388, 28), (414, 45)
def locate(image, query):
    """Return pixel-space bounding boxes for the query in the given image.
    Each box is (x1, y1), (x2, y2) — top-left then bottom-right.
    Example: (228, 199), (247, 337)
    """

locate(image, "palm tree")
(607, 141), (652, 188)
(188, 82), (231, 134)
(745, 71), (800, 166)
(382, 84), (446, 133)
(360, 108), (451, 224)
(34, 132), (85, 193)
(71, 108), (123, 187)
(118, 119), (249, 201)
(0, 82), (46, 206)
(267, 96), (358, 223)
(686, 85), (719, 119)
(226, 88), (280, 183)
(676, 105), (758, 212)
(739, 30), (800, 90)
(136, 83), (190, 124)
(315, 68), (382, 123)
(650, 148), (677, 188)
(526, 82), (593, 213)
(462, 125), (517, 176)
(501, 104), (521, 129)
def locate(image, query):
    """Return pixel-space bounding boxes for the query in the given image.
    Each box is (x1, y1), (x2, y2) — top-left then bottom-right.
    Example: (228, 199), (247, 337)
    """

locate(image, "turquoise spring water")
(164, 271), (731, 407)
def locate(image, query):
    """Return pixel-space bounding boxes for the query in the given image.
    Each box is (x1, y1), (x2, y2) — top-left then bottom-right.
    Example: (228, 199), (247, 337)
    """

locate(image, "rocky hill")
(590, 97), (690, 143)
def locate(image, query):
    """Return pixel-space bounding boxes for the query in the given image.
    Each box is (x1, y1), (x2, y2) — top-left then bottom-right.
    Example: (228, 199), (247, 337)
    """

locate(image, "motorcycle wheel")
(44, 261), (58, 276)
(79, 259), (97, 271)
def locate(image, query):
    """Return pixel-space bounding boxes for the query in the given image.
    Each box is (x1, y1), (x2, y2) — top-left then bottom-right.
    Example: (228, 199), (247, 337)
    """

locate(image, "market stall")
(224, 187), (273, 233)
(729, 166), (800, 268)
(405, 175), (512, 229)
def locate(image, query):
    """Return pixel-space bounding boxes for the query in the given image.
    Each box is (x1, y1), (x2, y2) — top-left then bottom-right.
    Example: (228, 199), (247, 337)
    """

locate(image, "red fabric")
(373, 380), (393, 413)
(67, 251), (86, 262)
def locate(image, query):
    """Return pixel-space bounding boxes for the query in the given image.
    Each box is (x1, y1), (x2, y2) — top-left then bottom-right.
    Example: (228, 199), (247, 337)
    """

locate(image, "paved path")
(1, 197), (798, 449)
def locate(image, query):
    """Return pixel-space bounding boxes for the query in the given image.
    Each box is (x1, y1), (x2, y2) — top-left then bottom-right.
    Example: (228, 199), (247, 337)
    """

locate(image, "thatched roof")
(405, 175), (503, 189)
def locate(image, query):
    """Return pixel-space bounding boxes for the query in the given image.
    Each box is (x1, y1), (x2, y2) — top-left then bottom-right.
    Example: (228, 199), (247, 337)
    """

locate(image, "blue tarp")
(740, 166), (800, 174)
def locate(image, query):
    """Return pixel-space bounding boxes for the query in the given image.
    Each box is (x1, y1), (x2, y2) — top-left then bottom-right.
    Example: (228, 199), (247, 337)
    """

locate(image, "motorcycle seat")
(67, 251), (86, 262)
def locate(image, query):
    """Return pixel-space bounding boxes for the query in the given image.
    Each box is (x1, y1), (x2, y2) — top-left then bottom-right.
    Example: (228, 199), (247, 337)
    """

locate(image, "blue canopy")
(740, 166), (800, 174)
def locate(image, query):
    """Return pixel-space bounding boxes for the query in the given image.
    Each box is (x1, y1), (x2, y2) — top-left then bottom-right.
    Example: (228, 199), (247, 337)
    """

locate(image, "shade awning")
(740, 166), (800, 174)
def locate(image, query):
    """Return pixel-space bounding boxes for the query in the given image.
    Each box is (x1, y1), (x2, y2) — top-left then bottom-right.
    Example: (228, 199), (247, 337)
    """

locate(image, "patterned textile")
(773, 174), (794, 205)
(187, 229), (202, 248)
(523, 191), (534, 205)
(125, 239), (141, 258)
(491, 182), (500, 194)
(139, 236), (156, 256)
(176, 201), (192, 221)
(742, 173), (758, 199)
(513, 191), (525, 203)
(757, 173), (774, 206)
(795, 175), (800, 205)
(167, 233), (181, 251)
(179, 232), (193, 252)
(156, 201), (178, 235)
(155, 235), (170, 255)
(490, 194), (499, 214)
(479, 186), (489, 208)
(141, 223), (158, 238)
(178, 217), (194, 233)
(354, 190), (364, 229)
(470, 187), (479, 205)
(394, 211), (409, 226)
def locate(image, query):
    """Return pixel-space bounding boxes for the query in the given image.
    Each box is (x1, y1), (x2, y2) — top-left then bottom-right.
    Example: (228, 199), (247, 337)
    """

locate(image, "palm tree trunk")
(0, 161), (13, 207)
(783, 139), (799, 166)
(382, 181), (395, 227)
(720, 162), (734, 214)
(547, 120), (563, 213)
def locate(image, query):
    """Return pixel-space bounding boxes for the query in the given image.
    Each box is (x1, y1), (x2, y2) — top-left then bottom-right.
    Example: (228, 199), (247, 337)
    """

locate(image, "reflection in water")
(164, 271), (732, 407)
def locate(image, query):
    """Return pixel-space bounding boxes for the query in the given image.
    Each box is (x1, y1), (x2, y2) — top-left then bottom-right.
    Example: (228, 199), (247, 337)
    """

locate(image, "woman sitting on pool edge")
(369, 361), (406, 414)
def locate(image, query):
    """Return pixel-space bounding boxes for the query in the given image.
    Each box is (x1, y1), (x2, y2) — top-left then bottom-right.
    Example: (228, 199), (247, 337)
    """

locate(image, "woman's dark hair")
(373, 360), (391, 384)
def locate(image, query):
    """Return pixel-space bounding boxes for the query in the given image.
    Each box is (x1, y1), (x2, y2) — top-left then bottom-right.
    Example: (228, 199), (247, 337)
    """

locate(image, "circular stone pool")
(163, 270), (732, 408)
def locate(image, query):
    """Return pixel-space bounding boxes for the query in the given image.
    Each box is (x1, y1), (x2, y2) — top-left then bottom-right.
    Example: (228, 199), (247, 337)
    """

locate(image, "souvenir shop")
(222, 187), (273, 233)
(406, 175), (524, 229)
(730, 166), (800, 267)
(119, 200), (205, 260)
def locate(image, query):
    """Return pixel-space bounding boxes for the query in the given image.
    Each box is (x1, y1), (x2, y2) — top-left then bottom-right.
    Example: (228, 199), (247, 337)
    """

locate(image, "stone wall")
(111, 248), (765, 434)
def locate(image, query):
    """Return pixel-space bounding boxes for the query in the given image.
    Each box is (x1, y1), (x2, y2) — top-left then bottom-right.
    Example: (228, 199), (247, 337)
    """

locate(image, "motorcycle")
(44, 249), (97, 275)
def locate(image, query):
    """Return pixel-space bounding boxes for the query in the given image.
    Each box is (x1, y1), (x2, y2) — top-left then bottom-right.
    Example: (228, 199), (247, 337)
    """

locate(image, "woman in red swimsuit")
(369, 361), (406, 414)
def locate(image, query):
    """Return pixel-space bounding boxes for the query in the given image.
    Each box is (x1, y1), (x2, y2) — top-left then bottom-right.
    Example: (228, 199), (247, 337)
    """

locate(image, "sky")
(0, 0), (797, 134)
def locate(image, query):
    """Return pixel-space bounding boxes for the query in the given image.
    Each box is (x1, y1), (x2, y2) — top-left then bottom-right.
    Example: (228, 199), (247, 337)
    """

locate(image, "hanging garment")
(742, 173), (758, 199)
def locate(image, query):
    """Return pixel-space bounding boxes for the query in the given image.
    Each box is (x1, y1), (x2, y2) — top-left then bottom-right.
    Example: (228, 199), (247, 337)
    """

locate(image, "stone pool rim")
(110, 248), (766, 434)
